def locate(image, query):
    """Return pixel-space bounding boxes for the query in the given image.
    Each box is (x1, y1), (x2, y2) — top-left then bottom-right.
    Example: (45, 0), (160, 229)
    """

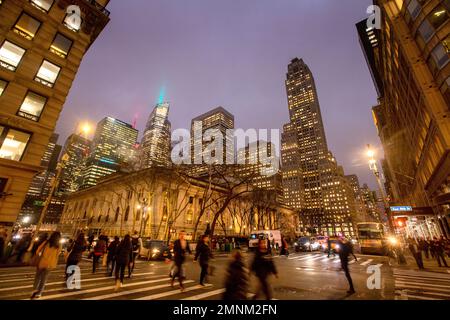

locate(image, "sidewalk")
(395, 253), (450, 274)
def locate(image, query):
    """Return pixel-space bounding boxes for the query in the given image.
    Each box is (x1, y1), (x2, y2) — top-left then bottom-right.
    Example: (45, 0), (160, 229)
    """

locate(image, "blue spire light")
(158, 86), (166, 104)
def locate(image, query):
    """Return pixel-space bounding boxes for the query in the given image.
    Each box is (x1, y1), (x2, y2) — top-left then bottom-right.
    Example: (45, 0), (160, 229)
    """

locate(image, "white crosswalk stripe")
(394, 268), (450, 300)
(360, 259), (373, 266)
(136, 284), (213, 300)
(182, 288), (226, 300)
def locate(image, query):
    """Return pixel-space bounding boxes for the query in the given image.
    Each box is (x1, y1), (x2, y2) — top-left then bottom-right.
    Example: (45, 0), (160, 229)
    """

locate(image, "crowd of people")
(407, 236), (449, 270)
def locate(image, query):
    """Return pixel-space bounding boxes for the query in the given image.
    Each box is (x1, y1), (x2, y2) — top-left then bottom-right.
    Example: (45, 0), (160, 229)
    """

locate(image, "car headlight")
(388, 237), (398, 246)
(335, 244), (340, 250)
(305, 242), (310, 246)
(152, 249), (160, 253)
(294, 242), (298, 246)
(322, 244), (326, 248)
(60, 238), (67, 244)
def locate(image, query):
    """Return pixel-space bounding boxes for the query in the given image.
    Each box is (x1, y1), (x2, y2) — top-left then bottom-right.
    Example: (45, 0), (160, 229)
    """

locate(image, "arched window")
(115, 207), (120, 222)
(124, 206), (130, 222)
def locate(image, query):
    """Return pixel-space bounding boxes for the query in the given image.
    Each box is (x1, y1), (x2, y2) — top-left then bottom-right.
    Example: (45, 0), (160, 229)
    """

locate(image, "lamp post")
(366, 144), (393, 232)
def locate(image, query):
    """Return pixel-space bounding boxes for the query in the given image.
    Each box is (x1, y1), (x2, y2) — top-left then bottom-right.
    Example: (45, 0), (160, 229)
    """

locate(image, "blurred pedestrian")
(30, 232), (61, 299)
(349, 240), (357, 261)
(408, 238), (424, 270)
(65, 233), (87, 280)
(223, 249), (248, 300)
(171, 231), (191, 291)
(433, 237), (448, 268)
(421, 238), (430, 259)
(14, 234), (32, 263)
(280, 236), (289, 257)
(128, 231), (142, 278)
(194, 235), (213, 286)
(92, 235), (107, 273)
(250, 239), (278, 300)
(115, 234), (132, 290)
(337, 238), (355, 294)
(107, 236), (120, 276)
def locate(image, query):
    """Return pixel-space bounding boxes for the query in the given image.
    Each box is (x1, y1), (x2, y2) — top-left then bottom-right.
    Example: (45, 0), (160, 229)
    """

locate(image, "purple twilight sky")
(55, 0), (383, 190)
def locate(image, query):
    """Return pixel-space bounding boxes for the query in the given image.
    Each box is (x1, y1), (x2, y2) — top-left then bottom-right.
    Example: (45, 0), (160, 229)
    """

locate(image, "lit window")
(431, 43), (449, 69)
(35, 60), (60, 87)
(0, 41), (26, 71)
(428, 5), (448, 30)
(18, 91), (46, 121)
(13, 13), (41, 40)
(0, 127), (31, 161)
(418, 19), (434, 42)
(0, 79), (6, 96)
(30, 0), (54, 12)
(50, 33), (72, 58)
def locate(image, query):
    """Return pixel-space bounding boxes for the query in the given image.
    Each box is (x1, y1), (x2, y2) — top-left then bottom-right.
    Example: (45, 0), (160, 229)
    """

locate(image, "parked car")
(294, 237), (320, 252)
(139, 239), (171, 261)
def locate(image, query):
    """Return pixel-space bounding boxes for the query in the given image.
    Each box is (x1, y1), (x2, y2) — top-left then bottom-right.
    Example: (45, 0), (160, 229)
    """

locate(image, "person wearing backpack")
(128, 231), (142, 278)
(92, 235), (107, 273)
(107, 236), (120, 276)
(30, 232), (61, 299)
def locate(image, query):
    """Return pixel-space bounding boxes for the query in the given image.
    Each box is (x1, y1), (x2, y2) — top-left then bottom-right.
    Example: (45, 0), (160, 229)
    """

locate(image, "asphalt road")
(0, 251), (448, 300)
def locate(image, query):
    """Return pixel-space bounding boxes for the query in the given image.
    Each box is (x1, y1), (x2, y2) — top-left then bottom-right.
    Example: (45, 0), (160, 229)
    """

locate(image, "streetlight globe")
(81, 123), (92, 136)
(367, 149), (375, 158)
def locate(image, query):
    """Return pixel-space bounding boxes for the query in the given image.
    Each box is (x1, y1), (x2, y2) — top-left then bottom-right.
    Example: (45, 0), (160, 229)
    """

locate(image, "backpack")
(132, 237), (140, 252)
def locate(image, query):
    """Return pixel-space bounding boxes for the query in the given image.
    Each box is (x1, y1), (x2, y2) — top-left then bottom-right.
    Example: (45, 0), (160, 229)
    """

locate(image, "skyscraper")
(0, 0), (110, 233)
(81, 117), (138, 188)
(140, 102), (171, 168)
(18, 133), (61, 225)
(58, 133), (91, 195)
(357, 0), (450, 237)
(282, 58), (356, 236)
(190, 107), (234, 176)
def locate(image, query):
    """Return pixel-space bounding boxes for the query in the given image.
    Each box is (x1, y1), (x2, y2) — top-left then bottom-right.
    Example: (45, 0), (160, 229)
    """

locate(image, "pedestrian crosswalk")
(281, 253), (383, 268)
(394, 268), (450, 300)
(0, 262), (228, 301)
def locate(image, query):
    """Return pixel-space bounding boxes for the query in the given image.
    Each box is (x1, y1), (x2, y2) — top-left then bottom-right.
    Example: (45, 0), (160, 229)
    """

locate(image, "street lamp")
(366, 144), (393, 231)
(80, 122), (92, 138)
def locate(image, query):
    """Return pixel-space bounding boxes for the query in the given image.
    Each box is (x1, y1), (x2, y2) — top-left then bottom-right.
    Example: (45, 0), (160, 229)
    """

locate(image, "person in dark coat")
(337, 238), (355, 294)
(92, 236), (107, 273)
(223, 249), (248, 300)
(433, 237), (448, 267)
(107, 236), (120, 276)
(421, 238), (430, 259)
(280, 236), (289, 257)
(250, 239), (278, 300)
(115, 234), (132, 290)
(65, 233), (87, 280)
(408, 238), (424, 270)
(171, 231), (191, 291)
(194, 235), (213, 286)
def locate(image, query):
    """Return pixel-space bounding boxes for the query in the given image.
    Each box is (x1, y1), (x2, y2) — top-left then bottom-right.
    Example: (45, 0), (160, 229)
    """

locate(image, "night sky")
(55, 0), (382, 189)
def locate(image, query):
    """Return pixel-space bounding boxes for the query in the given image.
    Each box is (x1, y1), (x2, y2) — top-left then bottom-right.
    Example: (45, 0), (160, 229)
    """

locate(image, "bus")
(356, 222), (387, 255)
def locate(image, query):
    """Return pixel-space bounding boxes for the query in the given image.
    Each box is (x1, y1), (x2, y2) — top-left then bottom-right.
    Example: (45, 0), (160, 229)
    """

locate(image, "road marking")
(393, 273), (450, 281)
(397, 293), (441, 300)
(360, 259), (373, 266)
(38, 276), (170, 300)
(83, 280), (195, 300)
(182, 288), (226, 300)
(395, 281), (450, 289)
(0, 272), (154, 293)
(288, 254), (303, 260)
(136, 284), (213, 300)
(293, 255), (314, 261)
(394, 283), (450, 293)
(348, 260), (356, 264)
(306, 255), (324, 261)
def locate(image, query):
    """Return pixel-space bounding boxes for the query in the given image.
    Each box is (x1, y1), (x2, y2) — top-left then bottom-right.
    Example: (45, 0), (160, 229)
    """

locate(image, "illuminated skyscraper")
(140, 102), (171, 168)
(59, 133), (91, 195)
(81, 117), (138, 188)
(282, 58), (356, 236)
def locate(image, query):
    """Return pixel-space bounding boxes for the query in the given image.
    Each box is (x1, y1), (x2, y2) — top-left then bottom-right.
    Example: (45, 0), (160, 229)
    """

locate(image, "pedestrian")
(408, 238), (424, 270)
(65, 233), (87, 280)
(171, 230), (191, 291)
(280, 236), (289, 257)
(92, 235), (107, 273)
(107, 236), (120, 276)
(250, 239), (278, 300)
(128, 231), (142, 278)
(337, 238), (355, 294)
(31, 233), (49, 256)
(266, 238), (272, 256)
(327, 236), (335, 258)
(114, 234), (132, 290)
(30, 232), (62, 299)
(87, 234), (95, 251)
(223, 249), (248, 300)
(194, 235), (213, 286)
(422, 238), (430, 259)
(433, 237), (448, 268)
(348, 240), (358, 262)
(14, 234), (32, 263)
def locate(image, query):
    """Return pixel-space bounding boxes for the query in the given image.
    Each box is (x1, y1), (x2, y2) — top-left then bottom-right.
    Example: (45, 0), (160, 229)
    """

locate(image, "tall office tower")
(140, 102), (171, 168)
(0, 0), (110, 233)
(58, 133), (91, 195)
(360, 184), (381, 223)
(345, 174), (369, 222)
(81, 117), (138, 188)
(236, 140), (282, 194)
(283, 58), (356, 236)
(18, 133), (61, 224)
(357, 1), (450, 236)
(281, 122), (304, 209)
(190, 107), (234, 176)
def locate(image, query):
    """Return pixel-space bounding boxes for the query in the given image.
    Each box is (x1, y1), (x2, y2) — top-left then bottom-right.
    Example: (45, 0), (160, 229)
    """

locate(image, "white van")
(248, 230), (282, 250)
